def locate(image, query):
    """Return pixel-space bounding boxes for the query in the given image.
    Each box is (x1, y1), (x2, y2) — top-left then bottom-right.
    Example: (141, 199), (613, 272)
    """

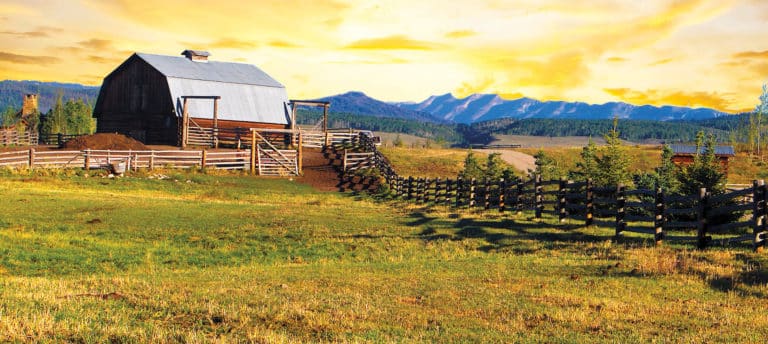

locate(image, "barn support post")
(250, 130), (257, 175)
(297, 133), (303, 175)
(181, 97), (189, 149)
(213, 98), (219, 149)
(323, 104), (329, 136)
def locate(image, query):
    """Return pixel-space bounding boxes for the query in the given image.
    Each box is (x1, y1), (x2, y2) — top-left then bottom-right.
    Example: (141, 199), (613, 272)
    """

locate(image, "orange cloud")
(0, 25), (61, 38)
(732, 50), (768, 59)
(604, 88), (740, 112)
(607, 56), (627, 63)
(649, 58), (674, 66)
(345, 35), (442, 50)
(77, 38), (112, 50)
(445, 30), (476, 39)
(0, 51), (59, 65)
(454, 77), (496, 97)
(269, 40), (301, 48)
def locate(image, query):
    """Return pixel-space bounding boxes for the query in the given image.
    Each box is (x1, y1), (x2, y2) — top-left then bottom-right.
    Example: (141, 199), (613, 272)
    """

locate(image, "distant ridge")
(398, 93), (731, 123)
(315, 91), (443, 122)
(0, 80), (99, 113)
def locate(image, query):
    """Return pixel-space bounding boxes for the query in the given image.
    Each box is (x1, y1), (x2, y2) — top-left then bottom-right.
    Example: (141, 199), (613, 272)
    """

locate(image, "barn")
(93, 50), (292, 146)
(670, 144), (735, 174)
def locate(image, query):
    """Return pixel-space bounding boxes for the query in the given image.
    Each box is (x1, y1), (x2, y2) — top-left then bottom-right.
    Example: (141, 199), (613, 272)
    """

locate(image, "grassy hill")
(1, 169), (767, 342)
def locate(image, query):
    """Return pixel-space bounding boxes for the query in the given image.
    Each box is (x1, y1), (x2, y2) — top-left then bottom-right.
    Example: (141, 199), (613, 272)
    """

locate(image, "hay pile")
(63, 133), (148, 150)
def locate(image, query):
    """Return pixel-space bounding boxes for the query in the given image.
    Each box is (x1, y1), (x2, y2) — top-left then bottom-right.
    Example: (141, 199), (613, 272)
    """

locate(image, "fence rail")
(0, 148), (266, 172)
(0, 129), (38, 146)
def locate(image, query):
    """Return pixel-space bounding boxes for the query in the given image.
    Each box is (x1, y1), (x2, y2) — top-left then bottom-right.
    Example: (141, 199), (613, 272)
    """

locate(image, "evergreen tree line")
(0, 91), (95, 136)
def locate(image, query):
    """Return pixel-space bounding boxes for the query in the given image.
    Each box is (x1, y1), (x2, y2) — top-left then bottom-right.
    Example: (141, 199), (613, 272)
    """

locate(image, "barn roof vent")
(181, 50), (210, 62)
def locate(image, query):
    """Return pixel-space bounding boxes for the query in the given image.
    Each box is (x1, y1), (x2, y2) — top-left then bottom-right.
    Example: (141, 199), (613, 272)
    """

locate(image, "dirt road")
(476, 149), (536, 174)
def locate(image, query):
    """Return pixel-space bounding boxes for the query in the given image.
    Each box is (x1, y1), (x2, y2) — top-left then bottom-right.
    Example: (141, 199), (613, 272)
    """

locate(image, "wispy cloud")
(445, 30), (476, 39)
(732, 50), (768, 59)
(0, 25), (62, 38)
(345, 35), (443, 50)
(0, 51), (59, 65)
(604, 88), (738, 112)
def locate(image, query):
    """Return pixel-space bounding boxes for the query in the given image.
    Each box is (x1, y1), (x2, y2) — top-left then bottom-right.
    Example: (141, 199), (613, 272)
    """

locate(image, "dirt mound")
(63, 133), (148, 150)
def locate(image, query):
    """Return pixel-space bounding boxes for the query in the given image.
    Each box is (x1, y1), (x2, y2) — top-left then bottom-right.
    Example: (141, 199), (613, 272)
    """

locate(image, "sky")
(1, 0), (767, 113)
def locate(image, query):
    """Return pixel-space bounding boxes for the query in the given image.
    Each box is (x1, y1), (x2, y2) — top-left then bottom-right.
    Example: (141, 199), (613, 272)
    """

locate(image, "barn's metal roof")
(167, 78), (289, 124)
(136, 53), (284, 88)
(135, 53), (289, 124)
(670, 144), (735, 156)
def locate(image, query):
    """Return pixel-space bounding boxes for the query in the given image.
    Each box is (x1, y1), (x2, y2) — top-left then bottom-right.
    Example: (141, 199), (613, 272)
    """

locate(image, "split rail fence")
(343, 133), (767, 252)
(0, 129), (38, 146)
(0, 149), (254, 172)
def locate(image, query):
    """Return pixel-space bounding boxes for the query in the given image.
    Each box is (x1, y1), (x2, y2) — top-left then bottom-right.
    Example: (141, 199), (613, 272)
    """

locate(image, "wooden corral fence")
(0, 149), (255, 173)
(39, 133), (85, 147)
(0, 129), (38, 146)
(338, 133), (767, 252)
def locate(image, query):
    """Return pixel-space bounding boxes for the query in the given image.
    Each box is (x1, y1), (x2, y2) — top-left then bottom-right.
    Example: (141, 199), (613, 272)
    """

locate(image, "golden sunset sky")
(1, 0), (767, 113)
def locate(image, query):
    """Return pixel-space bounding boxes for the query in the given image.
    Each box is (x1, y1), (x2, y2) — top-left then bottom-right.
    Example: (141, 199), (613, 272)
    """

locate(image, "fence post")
(149, 151), (155, 171)
(456, 177), (463, 207)
(484, 178), (491, 210)
(84, 149), (90, 170)
(558, 177), (567, 223)
(57, 133), (63, 147)
(655, 188), (664, 245)
(407, 176), (414, 201)
(753, 180), (765, 253)
(697, 188), (709, 249)
(499, 178), (506, 213)
(28, 148), (34, 167)
(435, 177), (442, 204)
(201, 149), (207, 168)
(534, 174), (542, 219)
(445, 179), (453, 207)
(469, 178), (477, 208)
(516, 177), (524, 215)
(615, 184), (626, 237)
(342, 149), (348, 173)
(586, 178), (594, 226)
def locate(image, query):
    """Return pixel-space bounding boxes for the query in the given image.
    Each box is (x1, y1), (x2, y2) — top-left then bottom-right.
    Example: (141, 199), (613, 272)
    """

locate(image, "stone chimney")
(181, 50), (210, 62)
(21, 94), (38, 116)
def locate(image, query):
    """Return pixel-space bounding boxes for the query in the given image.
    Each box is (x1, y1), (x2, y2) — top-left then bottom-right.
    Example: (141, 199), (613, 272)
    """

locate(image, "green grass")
(1, 170), (767, 342)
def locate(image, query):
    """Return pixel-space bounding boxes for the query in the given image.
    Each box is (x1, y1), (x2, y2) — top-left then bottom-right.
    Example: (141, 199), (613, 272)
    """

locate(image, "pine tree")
(677, 131), (725, 195)
(595, 117), (632, 187)
(571, 137), (598, 181)
(459, 150), (484, 180)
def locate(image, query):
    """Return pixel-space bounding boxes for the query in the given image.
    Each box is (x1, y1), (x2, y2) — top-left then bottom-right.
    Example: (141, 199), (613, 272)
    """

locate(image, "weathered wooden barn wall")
(94, 55), (178, 145)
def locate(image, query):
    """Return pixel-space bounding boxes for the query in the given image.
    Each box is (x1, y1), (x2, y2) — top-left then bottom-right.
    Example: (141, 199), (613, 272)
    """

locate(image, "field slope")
(1, 171), (767, 342)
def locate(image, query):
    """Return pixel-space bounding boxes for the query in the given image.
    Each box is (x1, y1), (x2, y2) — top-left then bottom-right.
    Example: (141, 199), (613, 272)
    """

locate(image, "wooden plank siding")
(94, 55), (178, 145)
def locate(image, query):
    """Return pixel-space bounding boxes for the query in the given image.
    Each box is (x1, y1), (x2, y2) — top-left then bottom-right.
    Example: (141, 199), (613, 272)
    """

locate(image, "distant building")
(670, 144), (735, 174)
(93, 50), (291, 146)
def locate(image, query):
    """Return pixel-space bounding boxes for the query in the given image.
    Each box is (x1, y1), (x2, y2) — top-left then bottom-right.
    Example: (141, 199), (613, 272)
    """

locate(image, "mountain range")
(320, 92), (731, 123)
(1, 80), (733, 123)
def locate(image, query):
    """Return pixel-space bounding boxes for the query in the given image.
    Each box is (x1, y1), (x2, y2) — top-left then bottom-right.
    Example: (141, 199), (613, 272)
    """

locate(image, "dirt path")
(476, 149), (536, 173)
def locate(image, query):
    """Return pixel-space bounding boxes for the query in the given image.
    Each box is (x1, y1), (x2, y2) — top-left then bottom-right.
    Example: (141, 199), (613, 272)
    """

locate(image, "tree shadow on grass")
(403, 209), (649, 253)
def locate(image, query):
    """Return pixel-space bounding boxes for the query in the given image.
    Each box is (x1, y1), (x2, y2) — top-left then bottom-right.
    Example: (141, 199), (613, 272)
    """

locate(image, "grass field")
(1, 169), (767, 342)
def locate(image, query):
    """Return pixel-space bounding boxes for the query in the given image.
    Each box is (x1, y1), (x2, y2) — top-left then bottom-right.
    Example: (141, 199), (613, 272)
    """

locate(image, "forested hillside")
(0, 80), (99, 113)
